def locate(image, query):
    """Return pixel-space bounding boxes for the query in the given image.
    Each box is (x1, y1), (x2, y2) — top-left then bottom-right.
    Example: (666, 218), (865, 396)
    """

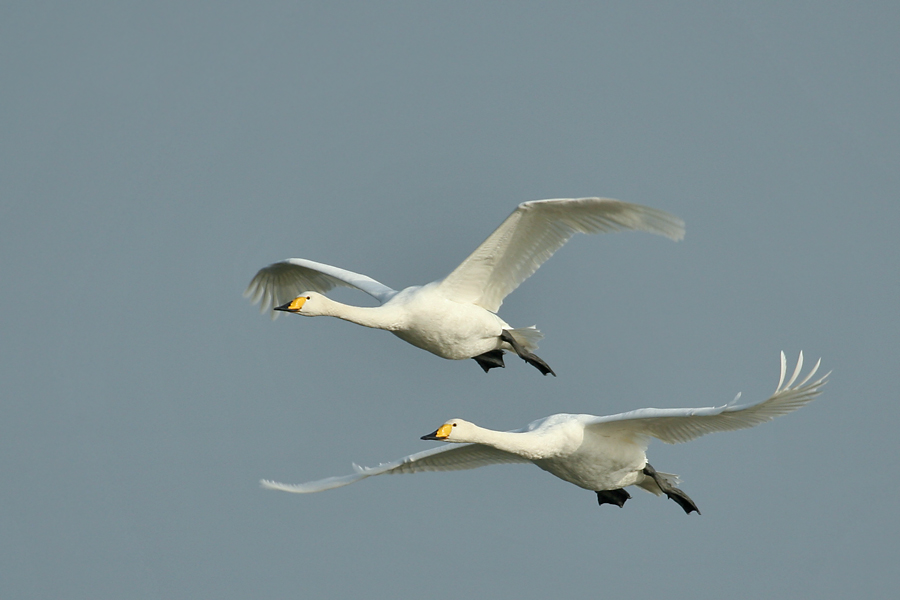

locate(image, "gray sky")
(3, 2), (898, 598)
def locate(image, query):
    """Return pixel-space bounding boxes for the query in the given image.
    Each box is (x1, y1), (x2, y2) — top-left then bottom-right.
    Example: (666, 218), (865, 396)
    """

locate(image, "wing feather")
(260, 443), (529, 494)
(245, 258), (398, 315)
(438, 198), (685, 312)
(586, 352), (828, 445)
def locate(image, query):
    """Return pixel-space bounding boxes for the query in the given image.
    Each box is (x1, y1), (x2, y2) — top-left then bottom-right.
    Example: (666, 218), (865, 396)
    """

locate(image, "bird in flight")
(246, 197), (684, 375)
(261, 352), (827, 514)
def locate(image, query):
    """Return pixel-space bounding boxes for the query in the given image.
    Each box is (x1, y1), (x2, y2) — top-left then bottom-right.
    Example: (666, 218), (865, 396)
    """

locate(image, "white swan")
(245, 197), (684, 375)
(261, 352), (828, 514)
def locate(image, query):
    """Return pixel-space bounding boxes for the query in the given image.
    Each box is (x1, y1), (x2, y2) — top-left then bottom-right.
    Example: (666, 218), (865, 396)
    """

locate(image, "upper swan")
(245, 197), (684, 375)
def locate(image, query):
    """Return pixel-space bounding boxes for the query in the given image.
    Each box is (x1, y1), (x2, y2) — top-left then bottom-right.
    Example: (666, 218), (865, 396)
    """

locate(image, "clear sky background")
(3, 2), (898, 598)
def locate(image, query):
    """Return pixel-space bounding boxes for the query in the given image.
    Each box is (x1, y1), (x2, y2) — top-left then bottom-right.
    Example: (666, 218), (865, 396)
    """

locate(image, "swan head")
(421, 419), (476, 443)
(274, 292), (328, 316)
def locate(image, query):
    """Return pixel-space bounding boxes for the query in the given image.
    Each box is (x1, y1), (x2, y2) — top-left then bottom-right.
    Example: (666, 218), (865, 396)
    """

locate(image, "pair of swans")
(246, 197), (685, 375)
(248, 196), (827, 512)
(262, 352), (828, 513)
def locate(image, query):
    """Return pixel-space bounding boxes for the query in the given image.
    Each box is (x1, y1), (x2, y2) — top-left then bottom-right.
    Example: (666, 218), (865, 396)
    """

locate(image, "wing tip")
(260, 479), (314, 494)
(772, 351), (829, 404)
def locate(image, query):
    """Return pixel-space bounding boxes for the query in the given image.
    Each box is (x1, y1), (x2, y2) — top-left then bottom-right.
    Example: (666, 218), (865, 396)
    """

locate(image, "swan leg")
(472, 350), (506, 373)
(499, 330), (557, 376)
(596, 488), (631, 508)
(643, 463), (700, 515)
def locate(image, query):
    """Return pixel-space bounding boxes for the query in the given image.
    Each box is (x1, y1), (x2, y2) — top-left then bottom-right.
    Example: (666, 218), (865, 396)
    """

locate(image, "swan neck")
(321, 297), (397, 330)
(468, 426), (530, 455)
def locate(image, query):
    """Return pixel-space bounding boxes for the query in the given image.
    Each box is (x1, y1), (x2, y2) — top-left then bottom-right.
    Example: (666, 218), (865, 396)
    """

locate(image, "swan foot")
(472, 350), (506, 373)
(596, 489), (631, 508)
(643, 463), (700, 515)
(499, 330), (557, 376)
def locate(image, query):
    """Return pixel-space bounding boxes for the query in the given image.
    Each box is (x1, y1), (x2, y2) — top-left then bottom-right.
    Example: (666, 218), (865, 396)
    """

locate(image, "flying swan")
(261, 352), (827, 514)
(245, 197), (684, 375)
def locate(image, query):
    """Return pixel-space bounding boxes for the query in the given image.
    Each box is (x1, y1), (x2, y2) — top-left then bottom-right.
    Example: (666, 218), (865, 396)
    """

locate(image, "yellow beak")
(420, 423), (453, 441)
(274, 297), (307, 313)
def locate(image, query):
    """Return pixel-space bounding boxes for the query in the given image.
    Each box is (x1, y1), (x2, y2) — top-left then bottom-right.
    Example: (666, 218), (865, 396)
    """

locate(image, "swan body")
(262, 352), (828, 513)
(294, 283), (515, 360)
(246, 197), (684, 374)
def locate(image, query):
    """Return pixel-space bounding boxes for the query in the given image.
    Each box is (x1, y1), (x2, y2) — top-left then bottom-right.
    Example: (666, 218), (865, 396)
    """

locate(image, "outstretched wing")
(437, 198), (685, 312)
(586, 352), (828, 445)
(261, 442), (530, 494)
(245, 258), (398, 315)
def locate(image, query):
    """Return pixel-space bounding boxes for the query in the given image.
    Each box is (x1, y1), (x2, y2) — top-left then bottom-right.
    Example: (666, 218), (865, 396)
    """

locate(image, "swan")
(261, 352), (828, 514)
(245, 197), (684, 375)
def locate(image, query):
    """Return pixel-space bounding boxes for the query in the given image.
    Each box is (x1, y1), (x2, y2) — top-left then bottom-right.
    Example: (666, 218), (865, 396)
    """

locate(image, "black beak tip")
(274, 302), (292, 312)
(420, 430), (439, 441)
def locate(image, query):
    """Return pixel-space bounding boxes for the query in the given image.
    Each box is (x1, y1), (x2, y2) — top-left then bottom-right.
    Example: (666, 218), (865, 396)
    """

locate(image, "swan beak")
(421, 423), (453, 441)
(274, 297), (307, 313)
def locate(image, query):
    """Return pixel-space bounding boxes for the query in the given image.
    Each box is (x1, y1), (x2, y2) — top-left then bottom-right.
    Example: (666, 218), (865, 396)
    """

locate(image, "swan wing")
(585, 352), (828, 445)
(438, 198), (685, 312)
(260, 442), (529, 494)
(245, 258), (398, 314)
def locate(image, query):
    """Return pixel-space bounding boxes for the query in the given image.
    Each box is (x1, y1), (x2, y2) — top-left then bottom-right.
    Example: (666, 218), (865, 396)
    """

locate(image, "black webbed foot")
(596, 489), (631, 508)
(643, 463), (701, 515)
(499, 330), (557, 376)
(473, 350), (506, 373)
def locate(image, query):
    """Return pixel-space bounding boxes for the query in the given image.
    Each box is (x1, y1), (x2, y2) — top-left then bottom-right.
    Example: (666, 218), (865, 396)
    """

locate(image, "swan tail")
(636, 470), (682, 496)
(507, 326), (543, 352)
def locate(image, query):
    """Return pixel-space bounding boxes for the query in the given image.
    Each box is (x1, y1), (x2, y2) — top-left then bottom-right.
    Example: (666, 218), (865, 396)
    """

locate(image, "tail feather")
(636, 470), (681, 496)
(508, 326), (543, 352)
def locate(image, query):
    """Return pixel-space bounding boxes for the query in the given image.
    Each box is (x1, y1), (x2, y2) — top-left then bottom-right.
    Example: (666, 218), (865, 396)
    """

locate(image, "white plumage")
(245, 197), (684, 374)
(262, 352), (827, 513)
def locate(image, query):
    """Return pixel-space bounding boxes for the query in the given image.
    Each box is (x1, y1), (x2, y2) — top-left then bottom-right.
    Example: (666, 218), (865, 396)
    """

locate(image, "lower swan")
(262, 352), (827, 514)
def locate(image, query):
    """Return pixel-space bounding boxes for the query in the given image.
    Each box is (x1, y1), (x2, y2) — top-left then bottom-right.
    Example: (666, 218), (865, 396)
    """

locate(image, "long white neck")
(460, 425), (546, 460)
(315, 296), (402, 331)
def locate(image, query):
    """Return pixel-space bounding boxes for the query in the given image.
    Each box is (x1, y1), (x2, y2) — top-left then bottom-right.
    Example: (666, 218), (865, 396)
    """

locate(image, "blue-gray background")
(3, 2), (898, 598)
